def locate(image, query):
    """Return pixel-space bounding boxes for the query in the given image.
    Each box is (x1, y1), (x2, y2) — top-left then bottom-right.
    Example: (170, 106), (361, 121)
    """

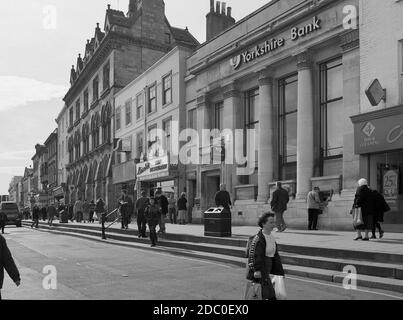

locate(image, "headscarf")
(358, 178), (368, 187)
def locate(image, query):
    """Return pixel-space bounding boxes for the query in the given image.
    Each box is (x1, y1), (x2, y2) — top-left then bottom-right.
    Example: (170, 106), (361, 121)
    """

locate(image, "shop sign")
(136, 156), (170, 181)
(383, 170), (399, 200)
(230, 16), (321, 70)
(353, 113), (403, 154)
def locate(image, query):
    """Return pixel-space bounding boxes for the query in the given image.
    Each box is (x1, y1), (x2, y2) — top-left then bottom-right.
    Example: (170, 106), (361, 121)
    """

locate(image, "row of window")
(68, 61), (111, 128)
(115, 73), (172, 131)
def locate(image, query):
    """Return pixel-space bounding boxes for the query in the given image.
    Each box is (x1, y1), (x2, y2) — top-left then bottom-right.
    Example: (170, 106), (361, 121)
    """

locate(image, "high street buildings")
(56, 0), (198, 211)
(11, 0), (403, 230)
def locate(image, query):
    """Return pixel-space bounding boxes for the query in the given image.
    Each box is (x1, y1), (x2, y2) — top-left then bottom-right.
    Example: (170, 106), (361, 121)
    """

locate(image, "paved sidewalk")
(32, 219), (403, 257)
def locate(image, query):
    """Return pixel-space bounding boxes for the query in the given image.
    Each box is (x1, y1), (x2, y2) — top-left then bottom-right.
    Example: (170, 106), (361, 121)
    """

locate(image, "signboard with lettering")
(353, 113), (403, 154)
(136, 156), (173, 182)
(230, 16), (321, 70)
(383, 170), (399, 200)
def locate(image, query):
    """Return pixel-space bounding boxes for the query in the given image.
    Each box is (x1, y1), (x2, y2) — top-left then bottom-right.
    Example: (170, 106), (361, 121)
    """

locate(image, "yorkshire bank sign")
(230, 16), (321, 70)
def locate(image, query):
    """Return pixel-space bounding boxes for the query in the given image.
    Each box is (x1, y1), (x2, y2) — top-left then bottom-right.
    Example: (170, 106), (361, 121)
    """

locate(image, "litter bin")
(60, 210), (69, 224)
(204, 207), (232, 237)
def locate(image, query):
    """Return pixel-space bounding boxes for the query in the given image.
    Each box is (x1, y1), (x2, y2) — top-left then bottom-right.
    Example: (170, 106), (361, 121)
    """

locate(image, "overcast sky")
(0, 0), (270, 194)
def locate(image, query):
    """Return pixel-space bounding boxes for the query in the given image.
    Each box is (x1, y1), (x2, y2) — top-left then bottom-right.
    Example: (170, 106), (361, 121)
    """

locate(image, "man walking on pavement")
(270, 182), (290, 232)
(31, 205), (40, 229)
(119, 190), (133, 230)
(144, 197), (161, 247)
(135, 191), (149, 238)
(0, 234), (21, 300)
(47, 202), (57, 227)
(0, 211), (7, 234)
(155, 187), (168, 234)
(215, 184), (232, 210)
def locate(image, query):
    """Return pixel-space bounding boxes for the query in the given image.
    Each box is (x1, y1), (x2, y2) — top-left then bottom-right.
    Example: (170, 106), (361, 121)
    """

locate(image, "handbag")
(352, 207), (364, 228)
(244, 281), (262, 300)
(272, 276), (287, 300)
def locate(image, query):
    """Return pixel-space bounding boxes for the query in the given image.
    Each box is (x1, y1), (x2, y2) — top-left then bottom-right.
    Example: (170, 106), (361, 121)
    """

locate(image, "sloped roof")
(106, 9), (131, 28)
(170, 26), (200, 48)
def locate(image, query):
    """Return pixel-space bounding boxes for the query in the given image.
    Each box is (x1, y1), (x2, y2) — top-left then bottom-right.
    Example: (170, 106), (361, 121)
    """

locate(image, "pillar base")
(256, 195), (268, 204)
(296, 192), (308, 200)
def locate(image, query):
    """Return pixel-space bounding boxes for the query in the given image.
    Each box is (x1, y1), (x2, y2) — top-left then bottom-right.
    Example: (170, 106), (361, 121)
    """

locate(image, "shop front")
(136, 155), (182, 198)
(351, 105), (403, 227)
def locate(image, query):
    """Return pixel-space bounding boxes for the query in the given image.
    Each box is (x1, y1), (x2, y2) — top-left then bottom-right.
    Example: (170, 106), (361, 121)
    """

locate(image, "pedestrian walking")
(245, 213), (286, 300)
(89, 200), (96, 223)
(47, 202), (57, 226)
(168, 193), (177, 224)
(82, 200), (90, 223)
(73, 198), (84, 223)
(352, 179), (375, 241)
(58, 202), (66, 223)
(270, 182), (290, 232)
(0, 211), (7, 234)
(95, 198), (106, 224)
(371, 189), (390, 239)
(155, 188), (168, 234)
(215, 184), (232, 210)
(177, 192), (188, 225)
(307, 187), (321, 231)
(41, 205), (47, 222)
(135, 191), (149, 238)
(144, 197), (161, 247)
(0, 234), (21, 300)
(119, 190), (133, 230)
(31, 205), (40, 229)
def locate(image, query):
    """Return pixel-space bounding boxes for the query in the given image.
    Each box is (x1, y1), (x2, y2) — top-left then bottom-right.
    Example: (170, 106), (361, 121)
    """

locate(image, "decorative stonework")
(223, 82), (240, 99)
(296, 51), (313, 70)
(258, 75), (273, 86)
(340, 29), (359, 53)
(196, 94), (209, 107)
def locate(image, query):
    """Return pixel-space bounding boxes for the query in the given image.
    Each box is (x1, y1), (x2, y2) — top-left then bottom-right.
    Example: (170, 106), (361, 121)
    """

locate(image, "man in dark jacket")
(0, 211), (7, 234)
(144, 197), (161, 247)
(41, 205), (47, 222)
(215, 184), (232, 210)
(0, 234), (21, 300)
(155, 188), (168, 234)
(270, 182), (290, 232)
(135, 191), (149, 238)
(31, 205), (40, 229)
(47, 202), (57, 226)
(119, 190), (133, 230)
(371, 189), (390, 239)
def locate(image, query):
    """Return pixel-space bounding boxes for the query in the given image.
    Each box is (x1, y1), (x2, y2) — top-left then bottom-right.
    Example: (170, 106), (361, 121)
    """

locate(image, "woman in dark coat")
(0, 234), (21, 300)
(246, 213), (285, 300)
(353, 179), (375, 241)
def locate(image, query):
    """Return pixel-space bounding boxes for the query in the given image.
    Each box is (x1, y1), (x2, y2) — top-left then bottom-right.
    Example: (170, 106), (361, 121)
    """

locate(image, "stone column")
(340, 30), (361, 196)
(223, 83), (241, 196)
(296, 51), (314, 198)
(257, 72), (274, 203)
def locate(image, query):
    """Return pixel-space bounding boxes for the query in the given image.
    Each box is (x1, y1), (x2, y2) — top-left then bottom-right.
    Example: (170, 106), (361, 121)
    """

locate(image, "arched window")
(91, 112), (100, 149)
(101, 103), (112, 144)
(68, 136), (74, 164)
(82, 123), (90, 155)
(74, 131), (81, 161)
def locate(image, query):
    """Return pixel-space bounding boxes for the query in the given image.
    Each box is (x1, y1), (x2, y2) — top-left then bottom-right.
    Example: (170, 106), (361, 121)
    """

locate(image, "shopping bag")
(352, 207), (364, 228)
(272, 276), (287, 300)
(244, 281), (262, 300)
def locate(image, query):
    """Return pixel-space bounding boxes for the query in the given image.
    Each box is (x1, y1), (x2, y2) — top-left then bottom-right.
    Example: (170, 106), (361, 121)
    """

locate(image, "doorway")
(202, 171), (221, 211)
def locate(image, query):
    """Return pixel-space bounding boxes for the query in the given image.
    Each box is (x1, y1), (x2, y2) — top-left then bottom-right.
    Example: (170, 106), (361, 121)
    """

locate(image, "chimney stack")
(206, 0), (236, 41)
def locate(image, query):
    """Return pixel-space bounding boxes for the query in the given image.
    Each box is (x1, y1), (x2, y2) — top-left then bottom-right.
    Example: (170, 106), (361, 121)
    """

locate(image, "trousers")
(274, 211), (286, 229)
(148, 224), (158, 245)
(308, 209), (320, 230)
(137, 213), (147, 237)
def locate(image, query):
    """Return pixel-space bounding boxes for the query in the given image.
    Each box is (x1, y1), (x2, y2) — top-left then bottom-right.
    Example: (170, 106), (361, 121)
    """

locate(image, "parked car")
(0, 202), (22, 227)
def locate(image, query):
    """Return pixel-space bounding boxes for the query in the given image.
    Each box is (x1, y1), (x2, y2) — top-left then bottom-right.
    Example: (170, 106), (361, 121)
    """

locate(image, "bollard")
(101, 212), (107, 240)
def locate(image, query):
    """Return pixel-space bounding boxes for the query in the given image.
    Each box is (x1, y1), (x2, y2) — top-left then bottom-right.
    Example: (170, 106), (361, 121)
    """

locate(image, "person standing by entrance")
(144, 197), (160, 247)
(89, 200), (96, 223)
(155, 188), (168, 234)
(168, 193), (177, 224)
(119, 190), (133, 230)
(0, 234), (21, 300)
(307, 187), (321, 231)
(270, 182), (290, 232)
(95, 198), (106, 224)
(371, 189), (390, 239)
(135, 191), (149, 238)
(215, 184), (232, 210)
(177, 192), (188, 225)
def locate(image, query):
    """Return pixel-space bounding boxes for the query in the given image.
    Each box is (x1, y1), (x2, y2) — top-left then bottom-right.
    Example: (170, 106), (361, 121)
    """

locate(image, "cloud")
(0, 150), (34, 161)
(0, 76), (68, 112)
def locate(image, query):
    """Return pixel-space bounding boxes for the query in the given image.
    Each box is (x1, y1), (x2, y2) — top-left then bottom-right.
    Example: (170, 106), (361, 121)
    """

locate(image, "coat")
(307, 190), (321, 210)
(73, 200), (84, 214)
(135, 197), (150, 215)
(156, 194), (169, 215)
(0, 234), (20, 289)
(144, 204), (161, 226)
(32, 207), (40, 220)
(215, 190), (232, 209)
(177, 196), (187, 211)
(353, 185), (375, 217)
(246, 230), (285, 282)
(47, 205), (57, 218)
(270, 188), (290, 213)
(119, 195), (133, 216)
(95, 200), (105, 214)
(372, 190), (391, 222)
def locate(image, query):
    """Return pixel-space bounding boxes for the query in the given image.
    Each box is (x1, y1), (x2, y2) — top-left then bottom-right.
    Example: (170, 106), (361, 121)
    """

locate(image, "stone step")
(25, 225), (403, 295)
(23, 222), (403, 281)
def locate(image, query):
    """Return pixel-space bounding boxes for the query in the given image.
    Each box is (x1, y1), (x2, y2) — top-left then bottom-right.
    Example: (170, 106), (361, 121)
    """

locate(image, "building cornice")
(350, 105), (403, 124)
(340, 29), (359, 53)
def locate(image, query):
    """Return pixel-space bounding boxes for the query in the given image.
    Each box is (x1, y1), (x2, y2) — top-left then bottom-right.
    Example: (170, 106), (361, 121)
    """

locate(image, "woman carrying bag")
(352, 179), (375, 241)
(245, 212), (287, 300)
